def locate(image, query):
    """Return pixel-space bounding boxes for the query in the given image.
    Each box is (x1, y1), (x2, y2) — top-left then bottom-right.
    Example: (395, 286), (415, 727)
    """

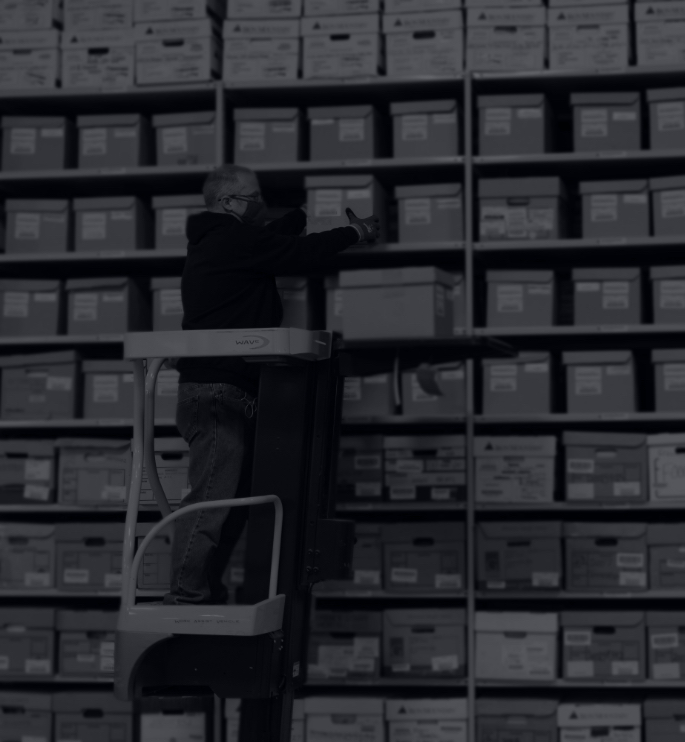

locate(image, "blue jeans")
(164, 382), (256, 605)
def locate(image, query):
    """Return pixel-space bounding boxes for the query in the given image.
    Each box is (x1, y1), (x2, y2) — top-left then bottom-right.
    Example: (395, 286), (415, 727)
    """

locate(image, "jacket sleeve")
(265, 208), (307, 236)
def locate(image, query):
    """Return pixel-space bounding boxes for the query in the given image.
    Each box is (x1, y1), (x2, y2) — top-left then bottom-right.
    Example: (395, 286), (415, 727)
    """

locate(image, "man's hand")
(346, 208), (381, 244)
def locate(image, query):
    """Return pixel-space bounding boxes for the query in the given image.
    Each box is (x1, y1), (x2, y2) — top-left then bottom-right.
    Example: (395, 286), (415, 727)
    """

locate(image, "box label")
(581, 108), (608, 138)
(14, 212), (41, 239)
(82, 212), (107, 240)
(24, 659), (50, 674)
(73, 292), (98, 321)
(10, 127), (37, 154)
(602, 281), (630, 310)
(404, 197), (432, 225)
(484, 107), (511, 137)
(24, 483), (50, 501)
(162, 126), (188, 153)
(657, 101), (685, 131)
(161, 208), (188, 236)
(82, 127), (107, 155)
(590, 193), (618, 222)
(390, 567), (418, 584)
(238, 121), (266, 151)
(3, 291), (29, 317)
(339, 118), (365, 142)
(661, 190), (685, 219)
(496, 284), (523, 313)
(314, 188), (342, 218)
(660, 280), (685, 309)
(160, 288), (183, 315)
(574, 366), (602, 395)
(93, 374), (119, 403)
(401, 114), (428, 141)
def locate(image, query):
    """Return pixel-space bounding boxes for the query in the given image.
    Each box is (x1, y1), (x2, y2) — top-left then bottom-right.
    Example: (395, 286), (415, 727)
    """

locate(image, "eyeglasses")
(220, 191), (263, 204)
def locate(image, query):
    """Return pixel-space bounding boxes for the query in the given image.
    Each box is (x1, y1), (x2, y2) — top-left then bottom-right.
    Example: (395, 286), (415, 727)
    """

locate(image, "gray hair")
(202, 164), (255, 208)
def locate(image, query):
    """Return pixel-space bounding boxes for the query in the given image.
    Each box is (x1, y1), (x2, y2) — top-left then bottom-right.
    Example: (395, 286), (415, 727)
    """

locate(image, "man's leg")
(164, 382), (256, 605)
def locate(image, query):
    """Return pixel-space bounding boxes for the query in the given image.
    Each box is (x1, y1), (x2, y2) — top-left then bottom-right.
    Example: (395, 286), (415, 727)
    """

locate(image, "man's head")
(203, 164), (267, 226)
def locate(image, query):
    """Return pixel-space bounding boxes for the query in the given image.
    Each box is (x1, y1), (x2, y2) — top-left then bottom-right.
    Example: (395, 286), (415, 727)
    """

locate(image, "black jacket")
(177, 209), (358, 394)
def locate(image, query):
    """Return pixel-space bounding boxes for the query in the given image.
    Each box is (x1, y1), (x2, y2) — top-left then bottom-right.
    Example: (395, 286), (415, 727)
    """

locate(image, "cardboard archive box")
(336, 436), (383, 502)
(401, 363), (466, 418)
(0, 350), (79, 420)
(233, 107), (301, 164)
(339, 267), (454, 340)
(651, 266), (685, 323)
(56, 610), (117, 677)
(152, 110), (216, 165)
(478, 177), (567, 241)
(563, 431), (648, 504)
(383, 10), (464, 78)
(571, 92), (641, 152)
(644, 699), (685, 742)
(0, 30), (60, 90)
(562, 350), (636, 414)
(276, 276), (317, 330)
(73, 197), (150, 252)
(61, 30), (135, 89)
(477, 521), (563, 591)
(307, 104), (380, 161)
(0, 608), (54, 678)
(650, 175), (685, 236)
(395, 184), (463, 243)
(341, 373), (395, 419)
(475, 612), (558, 681)
(558, 705), (641, 742)
(0, 279), (62, 337)
(82, 360), (135, 420)
(474, 436), (556, 504)
(154, 367), (180, 420)
(476, 699), (557, 742)
(0, 523), (54, 589)
(53, 693), (132, 742)
(482, 352), (552, 415)
(564, 522), (648, 591)
(76, 114), (150, 169)
(153, 195), (204, 250)
(305, 174), (386, 237)
(383, 522), (465, 593)
(0, 693), (51, 742)
(648, 433), (685, 502)
(561, 611), (646, 682)
(140, 438), (190, 508)
(548, 4), (630, 71)
(648, 524), (685, 590)
(1, 115), (72, 170)
(0, 0), (62, 29)
(134, 19), (221, 85)
(56, 439), (131, 508)
(572, 267), (642, 325)
(383, 435), (466, 503)
(486, 271), (554, 327)
(301, 13), (382, 79)
(315, 523), (382, 592)
(648, 87), (685, 150)
(151, 277), (183, 331)
(386, 698), (467, 742)
(652, 349), (685, 412)
(4, 199), (70, 254)
(477, 93), (550, 156)
(635, 1), (685, 68)
(222, 19), (300, 82)
(65, 278), (148, 335)
(646, 613), (685, 681)
(391, 100), (459, 159)
(304, 697), (384, 742)
(134, 0), (224, 21)
(64, 0), (133, 31)
(383, 608), (466, 677)
(138, 697), (210, 742)
(0, 440), (55, 505)
(580, 181), (650, 239)
(227, 0), (302, 18)
(135, 523), (172, 590)
(466, 6), (546, 72)
(307, 610), (382, 681)
(55, 523), (124, 592)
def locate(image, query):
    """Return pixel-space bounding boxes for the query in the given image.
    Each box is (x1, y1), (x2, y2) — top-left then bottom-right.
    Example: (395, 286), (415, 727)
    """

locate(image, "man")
(165, 164), (381, 604)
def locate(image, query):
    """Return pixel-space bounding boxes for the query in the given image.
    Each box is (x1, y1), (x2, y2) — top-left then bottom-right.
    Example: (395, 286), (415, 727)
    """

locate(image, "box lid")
(306, 174), (377, 190)
(5, 199), (69, 213)
(643, 699), (685, 719)
(384, 608), (466, 627)
(0, 28), (60, 49)
(650, 265), (685, 280)
(650, 175), (685, 192)
(339, 267), (455, 288)
(311, 609), (382, 633)
(52, 692), (132, 714)
(304, 697), (384, 715)
(0, 693), (51, 712)
(562, 431), (646, 448)
(0, 522), (54, 538)
(300, 13), (380, 35)
(474, 436), (556, 456)
(558, 705), (641, 728)
(56, 610), (118, 632)
(395, 183), (461, 199)
(77, 114), (143, 128)
(571, 92), (640, 107)
(475, 612), (558, 633)
(0, 350), (78, 369)
(0, 279), (60, 292)
(83, 360), (135, 374)
(383, 435), (465, 449)
(478, 521), (562, 539)
(151, 277), (182, 290)
(65, 277), (129, 291)
(152, 194), (205, 209)
(579, 180), (648, 195)
(549, 5), (628, 25)
(1, 115), (66, 128)
(647, 610), (685, 627)
(72, 196), (138, 211)
(0, 608), (54, 629)
(476, 699), (558, 718)
(234, 107), (299, 122)
(385, 698), (467, 721)
(647, 87), (685, 103)
(563, 522), (647, 538)
(384, 10), (463, 33)
(652, 349), (685, 363)
(482, 351), (550, 368)
(562, 350), (633, 366)
(0, 439), (55, 457)
(134, 18), (217, 40)
(382, 522), (464, 543)
(561, 611), (644, 628)
(390, 99), (457, 116)
(647, 523), (685, 544)
(55, 438), (131, 451)
(486, 270), (553, 283)
(61, 29), (134, 49)
(307, 105), (374, 120)
(479, 177), (564, 198)
(647, 432), (685, 446)
(467, 7), (546, 25)
(55, 522), (124, 542)
(223, 19), (300, 38)
(477, 94), (546, 109)
(152, 111), (215, 127)
(572, 267), (640, 281)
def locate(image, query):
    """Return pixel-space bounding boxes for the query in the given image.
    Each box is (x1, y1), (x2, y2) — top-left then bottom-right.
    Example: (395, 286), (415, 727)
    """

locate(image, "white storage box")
(0, 29), (59, 89)
(223, 19), (300, 82)
(61, 30), (135, 89)
(636, 2), (685, 68)
(647, 433), (685, 502)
